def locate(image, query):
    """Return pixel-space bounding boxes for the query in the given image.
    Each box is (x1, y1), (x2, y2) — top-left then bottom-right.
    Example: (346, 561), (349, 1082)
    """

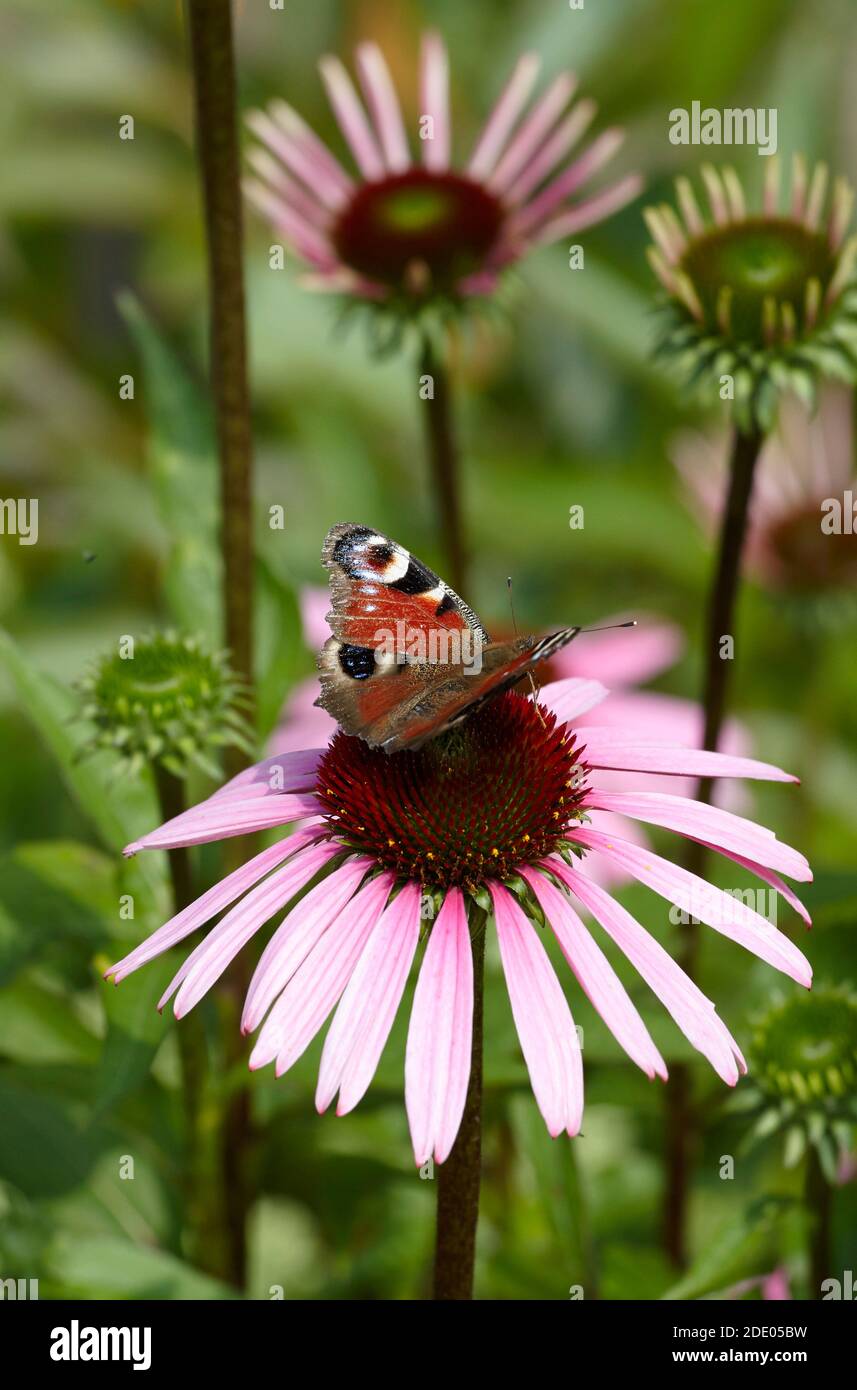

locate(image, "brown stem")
(152, 766), (213, 1270)
(187, 0), (255, 758)
(806, 1149), (833, 1299)
(663, 424), (764, 1269)
(187, 0), (256, 1290)
(433, 904), (485, 1299)
(419, 336), (468, 596)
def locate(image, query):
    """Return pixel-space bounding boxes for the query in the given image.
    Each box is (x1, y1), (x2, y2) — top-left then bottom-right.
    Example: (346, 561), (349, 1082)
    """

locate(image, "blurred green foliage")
(0, 0), (855, 1299)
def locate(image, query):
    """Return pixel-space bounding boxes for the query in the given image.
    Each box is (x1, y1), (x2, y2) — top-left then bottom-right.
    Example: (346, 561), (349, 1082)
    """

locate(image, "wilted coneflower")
(244, 32), (641, 311)
(107, 677), (812, 1167)
(646, 156), (857, 432)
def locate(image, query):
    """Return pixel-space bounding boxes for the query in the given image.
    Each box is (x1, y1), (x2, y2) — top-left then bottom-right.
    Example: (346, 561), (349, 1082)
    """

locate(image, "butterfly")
(315, 522), (589, 754)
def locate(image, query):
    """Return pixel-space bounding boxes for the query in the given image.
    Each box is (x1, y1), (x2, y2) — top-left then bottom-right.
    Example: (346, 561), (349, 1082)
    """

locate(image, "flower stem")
(664, 422), (765, 1268)
(187, 0), (256, 1290)
(419, 335), (468, 596)
(805, 1149), (833, 1299)
(187, 0), (255, 758)
(152, 765), (215, 1271)
(433, 903), (486, 1299)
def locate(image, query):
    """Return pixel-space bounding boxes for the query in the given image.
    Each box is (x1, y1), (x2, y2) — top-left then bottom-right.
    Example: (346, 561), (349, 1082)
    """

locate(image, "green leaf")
(0, 841), (115, 986)
(255, 555), (304, 739)
(117, 292), (222, 640)
(95, 953), (177, 1115)
(48, 1233), (236, 1300)
(0, 978), (99, 1065)
(661, 1197), (792, 1300)
(0, 1072), (100, 1198)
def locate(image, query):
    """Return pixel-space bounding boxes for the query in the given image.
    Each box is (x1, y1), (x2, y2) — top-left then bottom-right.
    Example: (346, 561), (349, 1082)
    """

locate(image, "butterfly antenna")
(508, 576), (546, 723)
(579, 620), (637, 635)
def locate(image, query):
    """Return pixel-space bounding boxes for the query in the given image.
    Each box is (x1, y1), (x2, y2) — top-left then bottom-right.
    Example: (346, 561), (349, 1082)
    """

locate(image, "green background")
(0, 0), (855, 1300)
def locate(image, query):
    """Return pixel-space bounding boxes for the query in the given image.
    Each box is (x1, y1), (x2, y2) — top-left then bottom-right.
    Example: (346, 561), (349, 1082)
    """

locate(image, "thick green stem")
(433, 904), (486, 1299)
(664, 424), (764, 1269)
(806, 1149), (833, 1299)
(187, 0), (256, 1289)
(419, 337), (468, 596)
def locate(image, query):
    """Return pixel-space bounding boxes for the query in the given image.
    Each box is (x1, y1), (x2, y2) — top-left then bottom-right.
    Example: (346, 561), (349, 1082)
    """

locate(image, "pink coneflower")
(271, 591), (749, 885)
(672, 386), (857, 595)
(108, 679), (811, 1165)
(244, 32), (641, 304)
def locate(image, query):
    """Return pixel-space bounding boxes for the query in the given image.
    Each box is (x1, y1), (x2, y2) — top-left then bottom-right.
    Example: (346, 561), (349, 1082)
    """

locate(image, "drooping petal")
(536, 677), (608, 723)
(468, 53), (541, 181)
(355, 42), (410, 173)
(521, 869), (666, 1080)
(405, 889), (473, 1165)
(241, 856), (373, 1032)
(533, 174), (643, 244)
(316, 882), (423, 1116)
(567, 827), (812, 987)
(163, 840), (344, 1017)
(123, 792), (323, 855)
(576, 731), (798, 783)
(106, 827), (325, 984)
(551, 859), (746, 1084)
(248, 872), (395, 1073)
(694, 843), (812, 926)
(582, 789), (811, 882)
(245, 109), (350, 210)
(419, 31), (450, 171)
(504, 99), (597, 206)
(490, 884), (583, 1137)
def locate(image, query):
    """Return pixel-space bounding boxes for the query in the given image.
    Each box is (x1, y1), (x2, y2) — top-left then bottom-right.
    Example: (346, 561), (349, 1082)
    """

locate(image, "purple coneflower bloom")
(108, 677), (812, 1166)
(244, 32), (641, 302)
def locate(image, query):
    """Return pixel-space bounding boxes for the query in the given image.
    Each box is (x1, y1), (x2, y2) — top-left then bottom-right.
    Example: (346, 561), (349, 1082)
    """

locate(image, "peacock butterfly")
(315, 523), (588, 754)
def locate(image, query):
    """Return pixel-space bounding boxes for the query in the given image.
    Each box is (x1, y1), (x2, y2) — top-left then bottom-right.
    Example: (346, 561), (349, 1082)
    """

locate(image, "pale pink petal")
(300, 586), (332, 649)
(536, 677), (609, 723)
(319, 54), (385, 180)
(577, 732), (797, 783)
(245, 147), (332, 229)
(532, 173), (643, 244)
(489, 72), (576, 194)
(106, 828), (323, 984)
(521, 868), (667, 1080)
(583, 789), (811, 881)
(405, 889), (473, 1165)
(245, 109), (348, 210)
(513, 129), (625, 235)
(123, 792), (323, 855)
(578, 810), (652, 890)
(268, 99), (354, 199)
(763, 1268), (791, 1301)
(468, 53), (541, 181)
(552, 859), (746, 1084)
(695, 843), (812, 926)
(505, 99), (597, 206)
(269, 681), (336, 757)
(316, 882), (423, 1115)
(243, 179), (339, 268)
(490, 884), (583, 1137)
(355, 42), (410, 173)
(241, 856), (372, 1033)
(567, 827), (812, 987)
(550, 616), (683, 686)
(248, 872), (394, 1072)
(420, 31), (449, 171)
(212, 749), (321, 800)
(163, 840), (341, 1016)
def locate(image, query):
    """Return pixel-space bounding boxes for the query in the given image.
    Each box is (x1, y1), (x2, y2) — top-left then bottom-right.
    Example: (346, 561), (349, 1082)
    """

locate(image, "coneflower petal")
(552, 861), (746, 1085)
(405, 889), (473, 1165)
(248, 872), (395, 1072)
(420, 31), (450, 171)
(522, 867), (667, 1080)
(491, 884), (583, 1137)
(316, 882), (423, 1115)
